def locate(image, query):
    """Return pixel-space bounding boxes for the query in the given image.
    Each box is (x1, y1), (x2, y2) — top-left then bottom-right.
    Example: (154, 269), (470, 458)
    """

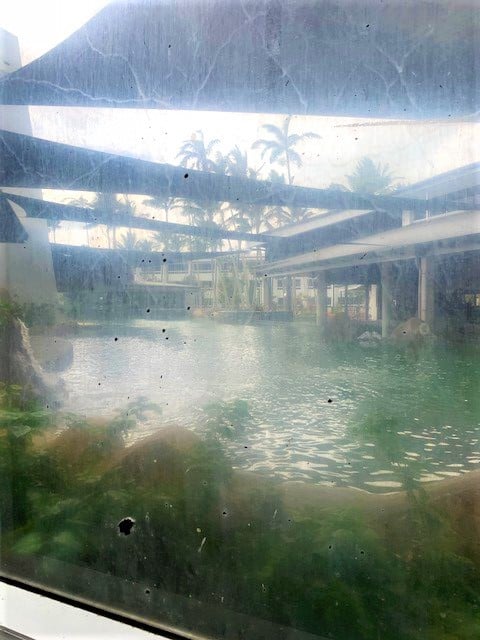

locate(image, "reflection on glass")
(1, 1), (479, 639)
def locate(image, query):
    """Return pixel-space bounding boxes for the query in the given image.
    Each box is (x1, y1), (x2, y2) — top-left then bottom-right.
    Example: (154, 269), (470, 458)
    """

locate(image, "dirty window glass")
(1, 1), (479, 639)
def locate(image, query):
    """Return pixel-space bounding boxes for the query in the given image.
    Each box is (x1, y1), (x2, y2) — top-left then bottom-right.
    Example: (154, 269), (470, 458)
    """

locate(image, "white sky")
(1, 1), (479, 246)
(2, 0), (111, 66)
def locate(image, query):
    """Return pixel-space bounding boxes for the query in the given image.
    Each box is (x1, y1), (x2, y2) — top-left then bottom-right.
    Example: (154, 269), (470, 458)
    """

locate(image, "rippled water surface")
(62, 320), (480, 492)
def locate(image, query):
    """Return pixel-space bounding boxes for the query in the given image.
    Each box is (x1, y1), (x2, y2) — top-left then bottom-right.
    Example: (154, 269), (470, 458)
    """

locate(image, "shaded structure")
(0, 1), (478, 118)
(1, 130), (429, 213)
(1, 135), (478, 327)
(259, 164), (480, 336)
(0, 1), (478, 328)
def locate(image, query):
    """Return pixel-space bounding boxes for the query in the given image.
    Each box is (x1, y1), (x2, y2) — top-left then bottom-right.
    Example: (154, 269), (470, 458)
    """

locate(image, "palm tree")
(117, 230), (153, 252)
(47, 219), (61, 243)
(224, 147), (259, 240)
(252, 116), (321, 184)
(117, 195), (137, 249)
(223, 147), (280, 239)
(141, 195), (181, 223)
(93, 193), (138, 248)
(176, 131), (225, 173)
(175, 199), (223, 252)
(263, 170), (291, 228)
(117, 230), (139, 251)
(346, 157), (397, 195)
(226, 146), (260, 180)
(65, 195), (94, 246)
(91, 192), (122, 248)
(154, 231), (189, 252)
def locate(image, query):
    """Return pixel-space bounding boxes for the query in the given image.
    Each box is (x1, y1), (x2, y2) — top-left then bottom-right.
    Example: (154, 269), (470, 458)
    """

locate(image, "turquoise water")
(62, 320), (480, 492)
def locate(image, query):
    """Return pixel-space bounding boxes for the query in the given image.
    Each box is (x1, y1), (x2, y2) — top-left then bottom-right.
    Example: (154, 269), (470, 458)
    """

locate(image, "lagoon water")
(62, 319), (480, 493)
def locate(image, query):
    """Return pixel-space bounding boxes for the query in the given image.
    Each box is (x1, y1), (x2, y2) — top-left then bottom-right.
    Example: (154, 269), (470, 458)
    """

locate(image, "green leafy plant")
(202, 398), (251, 438)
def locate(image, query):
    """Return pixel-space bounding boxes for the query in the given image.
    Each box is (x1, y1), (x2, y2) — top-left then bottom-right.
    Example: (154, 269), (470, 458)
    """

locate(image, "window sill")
(0, 582), (165, 640)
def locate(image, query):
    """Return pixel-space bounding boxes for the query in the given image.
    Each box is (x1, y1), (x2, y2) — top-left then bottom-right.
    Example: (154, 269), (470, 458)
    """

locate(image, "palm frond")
(269, 147), (285, 164)
(286, 133), (303, 146)
(259, 124), (284, 142)
(288, 150), (303, 167)
(301, 131), (322, 140)
(251, 138), (271, 150)
(206, 139), (221, 154)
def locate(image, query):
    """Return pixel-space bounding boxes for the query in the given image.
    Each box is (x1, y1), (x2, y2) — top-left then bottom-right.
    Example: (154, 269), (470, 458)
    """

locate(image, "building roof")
(261, 162), (480, 275)
(394, 162), (480, 201)
(267, 209), (377, 238)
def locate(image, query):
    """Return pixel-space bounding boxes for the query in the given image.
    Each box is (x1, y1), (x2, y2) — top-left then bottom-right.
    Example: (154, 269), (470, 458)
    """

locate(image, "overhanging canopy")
(4, 193), (271, 243)
(51, 243), (240, 268)
(0, 130), (457, 214)
(0, 196), (28, 242)
(262, 210), (480, 275)
(0, 0), (478, 118)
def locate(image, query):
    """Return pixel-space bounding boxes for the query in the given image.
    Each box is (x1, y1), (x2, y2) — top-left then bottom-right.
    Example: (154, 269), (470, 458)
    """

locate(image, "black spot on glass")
(118, 517), (135, 536)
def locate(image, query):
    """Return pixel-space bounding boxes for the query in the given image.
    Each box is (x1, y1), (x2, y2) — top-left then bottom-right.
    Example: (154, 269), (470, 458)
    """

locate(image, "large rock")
(44, 417), (121, 481)
(30, 335), (73, 372)
(0, 317), (65, 405)
(107, 427), (226, 489)
(281, 469), (480, 563)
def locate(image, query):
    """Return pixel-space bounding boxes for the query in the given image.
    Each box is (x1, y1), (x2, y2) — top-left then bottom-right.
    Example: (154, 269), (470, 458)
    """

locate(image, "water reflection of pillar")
(262, 276), (273, 310)
(315, 272), (327, 334)
(381, 262), (394, 338)
(285, 276), (294, 314)
(418, 256), (435, 327)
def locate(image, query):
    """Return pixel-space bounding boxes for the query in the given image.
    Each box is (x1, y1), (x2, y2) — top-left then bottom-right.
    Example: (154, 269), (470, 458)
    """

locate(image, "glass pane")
(1, 1), (479, 639)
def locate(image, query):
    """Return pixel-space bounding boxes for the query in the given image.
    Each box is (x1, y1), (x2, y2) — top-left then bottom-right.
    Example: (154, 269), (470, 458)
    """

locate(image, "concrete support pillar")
(376, 282), (382, 322)
(285, 276), (294, 313)
(418, 256), (435, 327)
(344, 284), (349, 317)
(212, 259), (218, 308)
(262, 277), (273, 311)
(380, 262), (394, 338)
(364, 285), (370, 321)
(315, 272), (327, 334)
(161, 260), (169, 283)
(369, 285), (378, 321)
(402, 210), (415, 226)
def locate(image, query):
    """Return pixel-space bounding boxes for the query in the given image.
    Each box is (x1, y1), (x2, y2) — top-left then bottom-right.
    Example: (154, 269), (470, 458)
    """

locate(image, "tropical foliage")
(176, 131), (225, 173)
(252, 116), (320, 184)
(117, 229), (153, 252)
(346, 156), (397, 195)
(1, 381), (479, 640)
